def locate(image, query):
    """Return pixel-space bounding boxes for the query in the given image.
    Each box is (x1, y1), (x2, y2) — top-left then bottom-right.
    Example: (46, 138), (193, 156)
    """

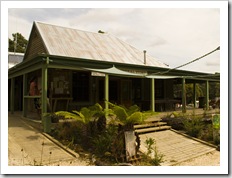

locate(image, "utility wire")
(153, 46), (220, 75)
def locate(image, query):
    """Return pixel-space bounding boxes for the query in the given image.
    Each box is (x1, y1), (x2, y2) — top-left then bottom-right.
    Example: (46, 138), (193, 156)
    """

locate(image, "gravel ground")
(173, 150), (220, 166)
(9, 150), (220, 166)
(8, 112), (220, 167)
(8, 156), (91, 166)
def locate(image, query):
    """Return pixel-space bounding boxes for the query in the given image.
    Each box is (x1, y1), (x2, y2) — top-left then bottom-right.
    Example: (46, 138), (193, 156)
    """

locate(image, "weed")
(21, 148), (24, 165)
(40, 141), (45, 165)
(33, 159), (37, 166)
(142, 138), (164, 166)
(49, 151), (52, 165)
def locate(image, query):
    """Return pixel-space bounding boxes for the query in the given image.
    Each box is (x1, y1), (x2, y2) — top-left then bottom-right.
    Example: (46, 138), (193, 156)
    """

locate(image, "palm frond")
(112, 105), (128, 122)
(126, 111), (144, 125)
(127, 105), (140, 116)
(55, 111), (81, 120)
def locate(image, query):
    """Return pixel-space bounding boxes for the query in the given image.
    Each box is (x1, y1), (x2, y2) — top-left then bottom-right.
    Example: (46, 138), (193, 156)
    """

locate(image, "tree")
(174, 81), (220, 103)
(8, 33), (28, 53)
(174, 83), (204, 103)
(209, 82), (220, 99)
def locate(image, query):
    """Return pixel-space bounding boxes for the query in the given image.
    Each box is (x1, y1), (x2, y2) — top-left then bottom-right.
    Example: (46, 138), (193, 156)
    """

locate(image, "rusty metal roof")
(35, 21), (168, 68)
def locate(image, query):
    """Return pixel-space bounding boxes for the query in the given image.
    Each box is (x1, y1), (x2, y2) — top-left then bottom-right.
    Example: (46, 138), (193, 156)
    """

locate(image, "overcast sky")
(1, 2), (229, 174)
(7, 2), (223, 74)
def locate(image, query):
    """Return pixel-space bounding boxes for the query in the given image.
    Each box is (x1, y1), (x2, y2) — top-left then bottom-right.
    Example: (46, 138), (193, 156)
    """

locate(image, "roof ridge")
(35, 21), (109, 36)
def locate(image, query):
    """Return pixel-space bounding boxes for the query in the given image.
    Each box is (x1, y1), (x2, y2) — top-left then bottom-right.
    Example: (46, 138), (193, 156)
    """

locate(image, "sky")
(6, 3), (224, 74)
(7, 4), (224, 74)
(6, 2), (224, 74)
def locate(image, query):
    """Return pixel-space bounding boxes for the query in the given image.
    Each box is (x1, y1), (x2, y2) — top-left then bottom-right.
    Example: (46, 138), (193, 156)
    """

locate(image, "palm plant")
(55, 103), (107, 123)
(54, 103), (158, 163)
(108, 102), (154, 130)
(55, 103), (111, 139)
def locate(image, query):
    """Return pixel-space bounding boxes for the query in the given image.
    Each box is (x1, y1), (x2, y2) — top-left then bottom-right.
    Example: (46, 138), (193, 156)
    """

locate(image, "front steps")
(134, 118), (171, 134)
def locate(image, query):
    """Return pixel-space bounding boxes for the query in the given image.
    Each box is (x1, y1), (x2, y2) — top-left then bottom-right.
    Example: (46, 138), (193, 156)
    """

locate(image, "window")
(72, 72), (90, 101)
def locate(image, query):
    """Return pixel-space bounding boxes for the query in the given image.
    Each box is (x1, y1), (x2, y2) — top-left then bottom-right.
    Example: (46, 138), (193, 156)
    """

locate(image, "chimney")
(98, 30), (105, 34)
(143, 50), (146, 65)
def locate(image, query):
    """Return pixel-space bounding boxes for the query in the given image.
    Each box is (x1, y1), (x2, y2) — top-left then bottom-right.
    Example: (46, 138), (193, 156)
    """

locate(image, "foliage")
(183, 115), (204, 138)
(174, 83), (204, 102)
(198, 124), (213, 142)
(209, 82), (220, 98)
(163, 110), (220, 145)
(91, 124), (118, 157)
(55, 111), (81, 120)
(54, 103), (112, 148)
(161, 112), (187, 130)
(50, 113), (60, 123)
(174, 82), (220, 103)
(53, 103), (160, 165)
(56, 102), (156, 129)
(142, 138), (164, 166)
(55, 103), (107, 124)
(212, 114), (220, 145)
(212, 114), (220, 130)
(72, 108), (94, 124)
(8, 33), (28, 53)
(108, 102), (152, 128)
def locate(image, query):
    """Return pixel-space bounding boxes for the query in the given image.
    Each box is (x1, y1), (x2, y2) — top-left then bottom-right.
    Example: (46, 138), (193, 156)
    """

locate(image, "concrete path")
(139, 129), (218, 166)
(8, 112), (89, 166)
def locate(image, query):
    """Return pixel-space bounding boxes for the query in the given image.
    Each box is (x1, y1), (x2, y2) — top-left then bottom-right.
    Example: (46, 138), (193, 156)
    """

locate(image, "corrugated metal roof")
(35, 22), (169, 68)
(8, 52), (24, 68)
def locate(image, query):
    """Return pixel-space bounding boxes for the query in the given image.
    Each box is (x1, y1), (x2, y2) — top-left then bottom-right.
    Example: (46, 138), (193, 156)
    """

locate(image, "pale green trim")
(42, 57), (50, 133)
(151, 78), (155, 112)
(23, 74), (28, 117)
(193, 82), (197, 108)
(105, 74), (109, 110)
(10, 78), (15, 114)
(182, 78), (186, 113)
(205, 80), (209, 110)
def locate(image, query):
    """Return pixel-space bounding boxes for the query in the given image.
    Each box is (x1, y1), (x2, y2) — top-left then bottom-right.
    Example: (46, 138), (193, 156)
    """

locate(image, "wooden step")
(135, 125), (171, 134)
(134, 122), (167, 129)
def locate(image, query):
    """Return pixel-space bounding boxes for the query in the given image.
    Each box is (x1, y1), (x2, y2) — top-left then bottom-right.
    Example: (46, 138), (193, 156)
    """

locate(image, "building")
(8, 52), (24, 111)
(8, 21), (220, 132)
(8, 52), (24, 69)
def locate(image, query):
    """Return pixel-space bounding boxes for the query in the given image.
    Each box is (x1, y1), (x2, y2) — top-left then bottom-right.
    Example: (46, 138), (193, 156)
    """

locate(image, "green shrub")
(198, 124), (213, 142)
(183, 116), (204, 138)
(51, 113), (60, 123)
(91, 124), (118, 157)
